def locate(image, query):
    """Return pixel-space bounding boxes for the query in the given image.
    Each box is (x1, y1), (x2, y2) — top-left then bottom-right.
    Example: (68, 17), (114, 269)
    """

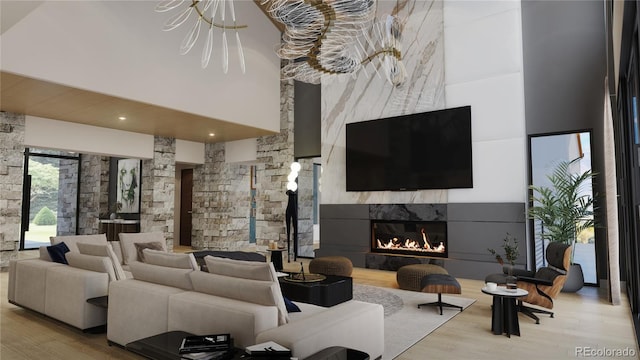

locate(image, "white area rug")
(353, 284), (476, 359)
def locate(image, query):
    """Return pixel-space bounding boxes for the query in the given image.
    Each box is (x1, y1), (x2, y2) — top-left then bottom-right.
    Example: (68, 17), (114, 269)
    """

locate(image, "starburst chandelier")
(156, 0), (247, 74)
(156, 0), (405, 85)
(263, 0), (406, 86)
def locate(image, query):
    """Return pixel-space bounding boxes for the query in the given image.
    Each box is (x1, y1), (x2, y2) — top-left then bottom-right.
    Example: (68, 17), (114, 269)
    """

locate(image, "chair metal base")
(418, 293), (463, 315)
(518, 300), (554, 324)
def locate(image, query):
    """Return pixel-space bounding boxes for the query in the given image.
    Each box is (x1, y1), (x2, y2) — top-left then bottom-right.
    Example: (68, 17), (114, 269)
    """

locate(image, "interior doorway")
(20, 148), (80, 250)
(179, 168), (193, 247)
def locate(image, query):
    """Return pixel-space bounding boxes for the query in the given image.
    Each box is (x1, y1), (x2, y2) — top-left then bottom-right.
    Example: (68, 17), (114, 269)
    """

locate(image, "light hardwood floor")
(1, 251), (638, 359)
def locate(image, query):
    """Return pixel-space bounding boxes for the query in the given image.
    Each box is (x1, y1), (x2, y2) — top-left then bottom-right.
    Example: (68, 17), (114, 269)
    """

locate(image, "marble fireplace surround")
(317, 202), (526, 280)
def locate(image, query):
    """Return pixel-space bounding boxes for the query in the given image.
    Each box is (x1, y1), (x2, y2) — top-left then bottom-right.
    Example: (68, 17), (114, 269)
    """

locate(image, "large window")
(529, 131), (598, 285)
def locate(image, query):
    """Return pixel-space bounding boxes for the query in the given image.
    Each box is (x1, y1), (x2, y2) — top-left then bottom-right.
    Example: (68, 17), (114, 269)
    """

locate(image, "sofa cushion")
(47, 242), (70, 264)
(50, 234), (107, 253)
(204, 256), (289, 325)
(66, 252), (117, 282)
(119, 233), (167, 265)
(77, 242), (127, 280)
(190, 271), (281, 307)
(110, 241), (124, 265)
(129, 261), (194, 290)
(143, 250), (199, 270)
(204, 256), (274, 281)
(39, 246), (52, 261)
(134, 242), (165, 262)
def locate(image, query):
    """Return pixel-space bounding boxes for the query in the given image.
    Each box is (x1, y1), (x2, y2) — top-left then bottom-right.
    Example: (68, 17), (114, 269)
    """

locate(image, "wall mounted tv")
(345, 106), (473, 191)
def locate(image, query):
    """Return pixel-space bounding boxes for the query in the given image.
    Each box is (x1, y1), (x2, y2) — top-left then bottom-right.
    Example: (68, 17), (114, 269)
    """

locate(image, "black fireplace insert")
(371, 220), (448, 258)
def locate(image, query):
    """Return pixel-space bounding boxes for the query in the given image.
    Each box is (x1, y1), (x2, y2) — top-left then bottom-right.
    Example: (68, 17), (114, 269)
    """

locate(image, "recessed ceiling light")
(118, 116), (126, 121)
(209, 133), (215, 137)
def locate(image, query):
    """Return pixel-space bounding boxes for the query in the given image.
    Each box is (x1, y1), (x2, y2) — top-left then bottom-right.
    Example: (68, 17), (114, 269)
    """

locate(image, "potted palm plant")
(527, 157), (596, 292)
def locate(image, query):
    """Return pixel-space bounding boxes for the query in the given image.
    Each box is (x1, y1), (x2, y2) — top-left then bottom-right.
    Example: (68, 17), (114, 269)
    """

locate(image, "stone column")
(56, 158), (78, 235)
(78, 154), (103, 235)
(140, 137), (175, 249)
(0, 112), (25, 269)
(99, 156), (110, 218)
(256, 77), (295, 252)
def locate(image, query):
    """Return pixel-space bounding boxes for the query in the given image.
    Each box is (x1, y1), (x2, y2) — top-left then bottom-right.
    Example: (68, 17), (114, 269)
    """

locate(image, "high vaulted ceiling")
(1, 1), (282, 144)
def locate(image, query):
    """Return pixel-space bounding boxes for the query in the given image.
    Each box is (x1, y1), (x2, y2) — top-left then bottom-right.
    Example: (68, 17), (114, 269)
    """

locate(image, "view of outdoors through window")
(530, 132), (596, 284)
(21, 149), (79, 250)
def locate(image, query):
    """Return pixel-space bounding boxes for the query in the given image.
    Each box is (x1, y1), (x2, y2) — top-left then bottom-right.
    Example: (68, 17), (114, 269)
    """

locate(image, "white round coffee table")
(482, 286), (528, 337)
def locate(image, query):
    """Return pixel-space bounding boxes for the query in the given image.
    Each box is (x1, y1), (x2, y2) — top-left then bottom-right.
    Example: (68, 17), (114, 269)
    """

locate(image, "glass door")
(529, 131), (598, 285)
(295, 157), (321, 258)
(20, 148), (80, 250)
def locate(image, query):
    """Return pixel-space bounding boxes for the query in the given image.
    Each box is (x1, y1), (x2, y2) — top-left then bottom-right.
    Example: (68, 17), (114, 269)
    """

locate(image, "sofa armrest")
(255, 300), (384, 360)
(517, 275), (553, 286)
(503, 266), (534, 277)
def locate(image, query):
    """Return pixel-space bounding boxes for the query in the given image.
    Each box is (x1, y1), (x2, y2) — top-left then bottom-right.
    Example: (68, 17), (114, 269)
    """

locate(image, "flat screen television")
(345, 106), (473, 191)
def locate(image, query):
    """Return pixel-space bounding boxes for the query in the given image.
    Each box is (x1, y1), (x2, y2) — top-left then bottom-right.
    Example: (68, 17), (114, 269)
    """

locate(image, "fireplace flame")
(372, 223), (447, 257)
(376, 237), (445, 253)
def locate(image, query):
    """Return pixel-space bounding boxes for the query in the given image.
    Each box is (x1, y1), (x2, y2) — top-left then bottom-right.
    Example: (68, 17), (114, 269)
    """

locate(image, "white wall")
(444, 0), (527, 203)
(25, 116), (207, 163)
(225, 138), (258, 164)
(25, 116), (155, 158)
(176, 140), (205, 165)
(1, 1), (281, 132)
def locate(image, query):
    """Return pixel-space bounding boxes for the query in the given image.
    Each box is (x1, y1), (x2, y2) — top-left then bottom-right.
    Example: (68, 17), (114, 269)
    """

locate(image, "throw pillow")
(134, 242), (165, 262)
(47, 242), (70, 264)
(143, 250), (199, 270)
(49, 234), (107, 253)
(283, 296), (301, 313)
(77, 242), (127, 280)
(76, 242), (109, 256)
(119, 232), (167, 265)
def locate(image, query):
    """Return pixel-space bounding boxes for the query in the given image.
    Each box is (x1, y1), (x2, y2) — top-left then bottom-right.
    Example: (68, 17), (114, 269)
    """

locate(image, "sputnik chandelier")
(156, 0), (247, 74)
(262, 0), (406, 86)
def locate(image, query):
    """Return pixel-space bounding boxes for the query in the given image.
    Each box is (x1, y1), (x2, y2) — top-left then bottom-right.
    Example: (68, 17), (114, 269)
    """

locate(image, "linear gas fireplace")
(371, 220), (448, 258)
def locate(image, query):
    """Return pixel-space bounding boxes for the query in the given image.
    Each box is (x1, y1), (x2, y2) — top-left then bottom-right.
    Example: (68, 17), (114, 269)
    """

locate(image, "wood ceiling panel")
(0, 71), (276, 144)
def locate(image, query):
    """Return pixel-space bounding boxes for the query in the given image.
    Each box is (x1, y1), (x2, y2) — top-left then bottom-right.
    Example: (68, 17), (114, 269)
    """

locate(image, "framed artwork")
(117, 159), (141, 213)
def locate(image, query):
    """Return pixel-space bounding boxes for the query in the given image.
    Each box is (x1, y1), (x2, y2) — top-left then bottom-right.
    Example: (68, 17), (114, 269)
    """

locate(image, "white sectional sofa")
(7, 231), (192, 331)
(108, 255), (385, 359)
(7, 234), (122, 330)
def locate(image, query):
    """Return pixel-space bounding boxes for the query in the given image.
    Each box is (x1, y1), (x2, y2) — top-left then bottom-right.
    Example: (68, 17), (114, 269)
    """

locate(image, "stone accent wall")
(78, 154), (103, 235)
(192, 143), (252, 250)
(0, 112), (25, 269)
(56, 158), (78, 235)
(191, 79), (295, 253)
(141, 137), (175, 249)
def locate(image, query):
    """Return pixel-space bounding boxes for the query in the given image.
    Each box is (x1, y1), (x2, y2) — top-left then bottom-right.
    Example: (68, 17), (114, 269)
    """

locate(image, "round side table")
(481, 286), (528, 337)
